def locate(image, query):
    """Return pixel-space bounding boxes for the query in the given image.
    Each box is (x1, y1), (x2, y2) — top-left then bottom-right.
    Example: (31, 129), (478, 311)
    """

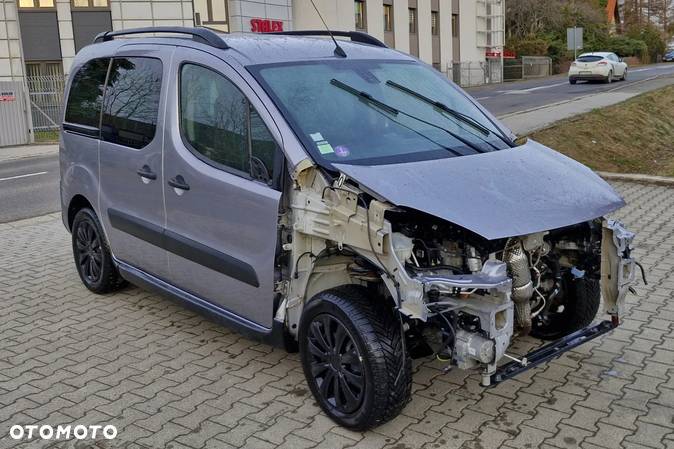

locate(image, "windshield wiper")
(330, 79), (488, 155)
(330, 79), (399, 115)
(385, 80), (513, 147)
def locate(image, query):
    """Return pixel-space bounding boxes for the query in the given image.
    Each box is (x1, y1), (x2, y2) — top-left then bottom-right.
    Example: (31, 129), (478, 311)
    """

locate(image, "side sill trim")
(108, 208), (259, 288)
(116, 259), (287, 348)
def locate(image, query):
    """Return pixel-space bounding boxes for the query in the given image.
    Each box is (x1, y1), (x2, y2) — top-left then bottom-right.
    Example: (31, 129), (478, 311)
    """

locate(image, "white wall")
(438, 0), (451, 71)
(416, 0), (431, 63)
(458, 0), (482, 63)
(0, 0), (24, 81)
(228, 0), (293, 33)
(110, 0), (193, 31)
(56, 0), (75, 74)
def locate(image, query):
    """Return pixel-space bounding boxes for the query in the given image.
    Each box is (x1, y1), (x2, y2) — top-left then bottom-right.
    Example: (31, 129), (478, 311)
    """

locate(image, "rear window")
(100, 57), (163, 149)
(577, 55), (604, 62)
(65, 58), (110, 128)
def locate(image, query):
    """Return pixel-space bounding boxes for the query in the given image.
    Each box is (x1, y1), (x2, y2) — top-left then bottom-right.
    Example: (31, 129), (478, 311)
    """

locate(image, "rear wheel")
(298, 285), (412, 430)
(569, 79), (577, 85)
(605, 71), (613, 83)
(71, 208), (127, 294)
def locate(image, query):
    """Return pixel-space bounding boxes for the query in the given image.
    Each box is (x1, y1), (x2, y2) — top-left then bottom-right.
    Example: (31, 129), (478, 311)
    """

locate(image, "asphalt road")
(0, 154), (60, 223)
(465, 62), (674, 116)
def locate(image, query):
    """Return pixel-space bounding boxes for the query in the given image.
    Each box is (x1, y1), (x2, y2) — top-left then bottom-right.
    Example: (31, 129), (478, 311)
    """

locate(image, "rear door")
(163, 48), (283, 328)
(98, 45), (173, 280)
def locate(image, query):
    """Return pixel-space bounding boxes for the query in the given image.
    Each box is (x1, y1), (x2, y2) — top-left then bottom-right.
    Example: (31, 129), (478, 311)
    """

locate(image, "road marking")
(499, 81), (569, 94)
(0, 171), (48, 182)
(475, 96), (492, 100)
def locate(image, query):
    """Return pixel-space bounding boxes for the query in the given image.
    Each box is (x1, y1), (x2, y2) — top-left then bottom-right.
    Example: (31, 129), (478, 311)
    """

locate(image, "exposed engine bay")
(278, 165), (638, 386)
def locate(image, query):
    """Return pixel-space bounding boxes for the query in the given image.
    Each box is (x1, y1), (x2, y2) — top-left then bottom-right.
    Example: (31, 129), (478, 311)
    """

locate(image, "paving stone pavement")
(1, 181), (673, 449)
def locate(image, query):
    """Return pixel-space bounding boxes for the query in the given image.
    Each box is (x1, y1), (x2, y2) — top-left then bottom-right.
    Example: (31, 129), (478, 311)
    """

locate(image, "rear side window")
(65, 58), (110, 128)
(577, 55), (604, 62)
(179, 63), (278, 184)
(101, 57), (163, 149)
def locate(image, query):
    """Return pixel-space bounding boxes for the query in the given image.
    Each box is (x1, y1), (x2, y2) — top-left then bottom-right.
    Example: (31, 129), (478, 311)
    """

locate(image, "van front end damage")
(281, 167), (639, 388)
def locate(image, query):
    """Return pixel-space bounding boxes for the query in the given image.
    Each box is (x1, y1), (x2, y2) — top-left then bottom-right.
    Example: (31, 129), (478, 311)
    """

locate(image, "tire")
(71, 208), (127, 294)
(621, 69), (627, 81)
(531, 277), (601, 340)
(605, 71), (613, 83)
(298, 285), (412, 430)
(569, 79), (577, 85)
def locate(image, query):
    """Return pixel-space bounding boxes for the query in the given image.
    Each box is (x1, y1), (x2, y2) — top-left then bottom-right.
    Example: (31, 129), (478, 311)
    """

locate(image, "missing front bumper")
(486, 319), (617, 386)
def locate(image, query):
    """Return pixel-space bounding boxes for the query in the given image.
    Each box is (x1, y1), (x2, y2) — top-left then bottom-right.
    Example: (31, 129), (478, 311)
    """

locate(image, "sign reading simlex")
(250, 18), (283, 32)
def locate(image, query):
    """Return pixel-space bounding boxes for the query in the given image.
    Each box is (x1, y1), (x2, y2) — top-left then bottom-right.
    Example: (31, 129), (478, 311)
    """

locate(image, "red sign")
(0, 91), (16, 102)
(250, 18), (284, 33)
(485, 51), (501, 58)
(504, 49), (517, 59)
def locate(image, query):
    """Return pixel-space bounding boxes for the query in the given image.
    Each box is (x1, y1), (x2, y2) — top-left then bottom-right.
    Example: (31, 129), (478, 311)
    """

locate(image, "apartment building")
(0, 0), (502, 145)
(1, 0), (504, 81)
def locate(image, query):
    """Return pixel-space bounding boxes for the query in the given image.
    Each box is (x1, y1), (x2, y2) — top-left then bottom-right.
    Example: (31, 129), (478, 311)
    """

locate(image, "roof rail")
(93, 26), (229, 50)
(267, 30), (387, 48)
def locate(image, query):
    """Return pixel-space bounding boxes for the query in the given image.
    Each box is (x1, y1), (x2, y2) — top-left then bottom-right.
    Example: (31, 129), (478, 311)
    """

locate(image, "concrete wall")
(111, 0), (194, 32)
(0, 0), (24, 81)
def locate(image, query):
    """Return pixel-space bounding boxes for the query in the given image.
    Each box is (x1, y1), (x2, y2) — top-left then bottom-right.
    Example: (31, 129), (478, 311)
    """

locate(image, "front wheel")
(531, 277), (601, 340)
(298, 285), (412, 430)
(71, 208), (127, 294)
(621, 69), (627, 81)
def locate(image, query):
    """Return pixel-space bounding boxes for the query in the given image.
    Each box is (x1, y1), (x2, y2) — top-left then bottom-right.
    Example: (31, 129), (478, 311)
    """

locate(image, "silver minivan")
(60, 27), (639, 429)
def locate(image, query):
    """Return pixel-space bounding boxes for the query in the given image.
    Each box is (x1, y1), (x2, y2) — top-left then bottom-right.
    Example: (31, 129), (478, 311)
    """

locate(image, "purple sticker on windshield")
(334, 145), (350, 158)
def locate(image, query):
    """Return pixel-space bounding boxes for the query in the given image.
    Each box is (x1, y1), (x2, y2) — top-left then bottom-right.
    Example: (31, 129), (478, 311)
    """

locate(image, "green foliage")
(505, 0), (665, 63)
(626, 24), (666, 61)
(506, 36), (551, 56)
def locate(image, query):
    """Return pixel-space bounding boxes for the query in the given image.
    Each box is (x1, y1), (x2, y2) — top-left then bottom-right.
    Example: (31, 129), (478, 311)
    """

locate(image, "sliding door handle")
(137, 165), (157, 181)
(168, 175), (190, 191)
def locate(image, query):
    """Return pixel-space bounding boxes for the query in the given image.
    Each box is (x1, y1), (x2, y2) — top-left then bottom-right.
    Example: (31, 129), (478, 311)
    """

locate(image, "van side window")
(65, 58), (110, 129)
(101, 57), (163, 149)
(179, 63), (277, 182)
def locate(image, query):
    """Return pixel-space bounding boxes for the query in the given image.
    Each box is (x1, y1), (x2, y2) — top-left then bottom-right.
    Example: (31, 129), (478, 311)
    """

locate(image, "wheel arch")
(67, 194), (95, 232)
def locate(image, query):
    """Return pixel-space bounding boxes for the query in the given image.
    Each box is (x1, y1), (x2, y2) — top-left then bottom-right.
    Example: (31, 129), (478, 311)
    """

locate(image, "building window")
(452, 14), (459, 38)
(26, 61), (63, 77)
(431, 11), (439, 35)
(194, 0), (229, 30)
(354, 0), (366, 30)
(72, 0), (109, 8)
(408, 8), (417, 34)
(18, 0), (54, 8)
(383, 4), (393, 32)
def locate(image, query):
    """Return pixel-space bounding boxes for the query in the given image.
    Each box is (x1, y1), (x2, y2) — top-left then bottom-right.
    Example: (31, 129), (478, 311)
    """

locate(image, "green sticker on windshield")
(317, 142), (335, 154)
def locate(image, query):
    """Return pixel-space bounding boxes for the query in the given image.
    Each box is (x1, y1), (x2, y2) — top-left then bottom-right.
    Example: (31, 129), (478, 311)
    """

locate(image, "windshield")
(249, 59), (509, 166)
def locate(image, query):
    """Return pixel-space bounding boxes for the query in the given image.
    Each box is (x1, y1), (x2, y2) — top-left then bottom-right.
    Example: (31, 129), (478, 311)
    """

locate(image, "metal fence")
(504, 56), (552, 81)
(447, 60), (503, 87)
(26, 75), (66, 138)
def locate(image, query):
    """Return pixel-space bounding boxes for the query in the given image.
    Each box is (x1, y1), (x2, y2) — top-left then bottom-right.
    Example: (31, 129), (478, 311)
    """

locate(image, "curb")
(597, 171), (674, 187)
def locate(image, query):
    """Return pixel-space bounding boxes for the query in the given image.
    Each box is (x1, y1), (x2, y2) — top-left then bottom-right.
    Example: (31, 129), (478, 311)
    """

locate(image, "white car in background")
(569, 52), (628, 84)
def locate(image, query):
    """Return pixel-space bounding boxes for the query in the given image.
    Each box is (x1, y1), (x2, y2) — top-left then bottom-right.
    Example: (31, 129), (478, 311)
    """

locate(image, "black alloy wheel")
(75, 218), (103, 284)
(306, 314), (365, 414)
(299, 285), (412, 430)
(71, 208), (127, 294)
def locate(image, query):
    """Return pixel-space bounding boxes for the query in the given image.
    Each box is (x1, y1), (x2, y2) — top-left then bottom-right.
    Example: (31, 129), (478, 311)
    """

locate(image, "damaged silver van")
(60, 27), (639, 430)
